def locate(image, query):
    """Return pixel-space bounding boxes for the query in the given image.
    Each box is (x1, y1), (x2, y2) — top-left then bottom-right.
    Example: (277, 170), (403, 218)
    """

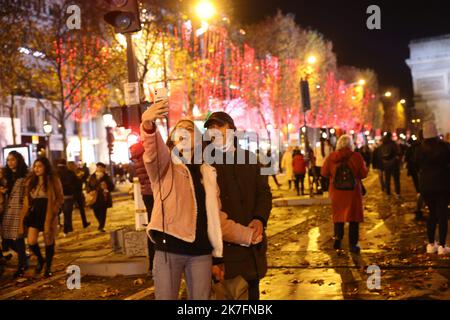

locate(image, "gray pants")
(153, 250), (212, 300)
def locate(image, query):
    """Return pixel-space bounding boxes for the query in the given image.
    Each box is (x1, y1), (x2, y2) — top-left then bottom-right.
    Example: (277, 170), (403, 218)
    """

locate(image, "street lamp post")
(43, 121), (53, 162)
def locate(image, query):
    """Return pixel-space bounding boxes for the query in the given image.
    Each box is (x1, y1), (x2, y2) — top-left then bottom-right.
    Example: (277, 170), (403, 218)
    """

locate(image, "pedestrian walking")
(266, 150), (281, 189)
(86, 163), (114, 233)
(0, 167), (13, 264)
(405, 131), (425, 220)
(67, 161), (90, 228)
(56, 159), (79, 235)
(129, 142), (155, 276)
(1, 151), (29, 278)
(204, 111), (272, 301)
(321, 135), (368, 254)
(21, 157), (64, 277)
(415, 121), (450, 255)
(372, 140), (385, 191)
(141, 103), (260, 300)
(292, 149), (306, 196)
(380, 132), (402, 198)
(281, 146), (294, 189)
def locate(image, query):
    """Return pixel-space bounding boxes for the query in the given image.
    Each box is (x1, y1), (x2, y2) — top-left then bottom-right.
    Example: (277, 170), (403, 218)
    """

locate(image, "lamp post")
(43, 121), (53, 162)
(102, 110), (116, 181)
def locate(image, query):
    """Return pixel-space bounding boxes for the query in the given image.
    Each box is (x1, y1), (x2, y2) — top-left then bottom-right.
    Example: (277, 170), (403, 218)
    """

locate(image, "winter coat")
(140, 125), (255, 259)
(212, 147), (272, 282)
(19, 176), (64, 243)
(292, 154), (307, 175)
(321, 147), (368, 223)
(129, 142), (153, 196)
(281, 151), (294, 180)
(415, 138), (450, 195)
(379, 139), (401, 169)
(1, 178), (26, 239)
(372, 146), (383, 170)
(56, 165), (79, 197)
(87, 173), (114, 209)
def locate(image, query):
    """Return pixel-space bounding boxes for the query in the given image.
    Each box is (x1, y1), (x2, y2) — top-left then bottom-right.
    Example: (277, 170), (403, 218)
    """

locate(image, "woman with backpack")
(292, 149), (307, 196)
(321, 135), (368, 254)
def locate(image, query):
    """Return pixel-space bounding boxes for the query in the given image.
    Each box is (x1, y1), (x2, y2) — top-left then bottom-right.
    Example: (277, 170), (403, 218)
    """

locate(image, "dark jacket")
(415, 138), (450, 195)
(372, 146), (383, 170)
(129, 142), (153, 196)
(379, 138), (400, 169)
(87, 173), (114, 209)
(212, 148), (272, 282)
(56, 165), (78, 197)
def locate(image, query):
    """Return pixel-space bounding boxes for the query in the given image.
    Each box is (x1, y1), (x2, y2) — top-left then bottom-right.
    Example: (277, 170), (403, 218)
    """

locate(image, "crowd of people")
(0, 154), (115, 278)
(0, 100), (448, 301)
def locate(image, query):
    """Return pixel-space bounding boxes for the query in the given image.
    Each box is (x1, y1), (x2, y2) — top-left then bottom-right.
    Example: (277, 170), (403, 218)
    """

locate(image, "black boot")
(44, 244), (55, 277)
(333, 239), (341, 250)
(29, 244), (45, 275)
(13, 266), (26, 279)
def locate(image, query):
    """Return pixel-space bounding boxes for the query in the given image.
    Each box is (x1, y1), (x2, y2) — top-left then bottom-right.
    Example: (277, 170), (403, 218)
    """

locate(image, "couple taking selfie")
(140, 100), (272, 300)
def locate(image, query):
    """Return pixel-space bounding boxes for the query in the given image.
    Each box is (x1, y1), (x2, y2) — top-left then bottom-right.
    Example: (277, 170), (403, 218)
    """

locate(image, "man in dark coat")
(405, 131), (425, 220)
(415, 121), (450, 254)
(56, 159), (79, 235)
(204, 112), (272, 300)
(379, 132), (402, 198)
(372, 141), (385, 191)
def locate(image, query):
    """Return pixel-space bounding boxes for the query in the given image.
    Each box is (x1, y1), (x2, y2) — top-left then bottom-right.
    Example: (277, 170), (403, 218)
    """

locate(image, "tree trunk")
(9, 95), (17, 145)
(77, 120), (83, 162)
(60, 111), (68, 160)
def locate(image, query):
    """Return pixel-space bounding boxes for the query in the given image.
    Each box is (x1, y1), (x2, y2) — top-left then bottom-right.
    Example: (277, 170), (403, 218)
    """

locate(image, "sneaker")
(438, 245), (450, 255)
(426, 242), (438, 254)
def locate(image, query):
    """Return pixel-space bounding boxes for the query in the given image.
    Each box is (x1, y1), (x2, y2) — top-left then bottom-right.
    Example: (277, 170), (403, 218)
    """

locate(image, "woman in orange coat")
(321, 135), (368, 253)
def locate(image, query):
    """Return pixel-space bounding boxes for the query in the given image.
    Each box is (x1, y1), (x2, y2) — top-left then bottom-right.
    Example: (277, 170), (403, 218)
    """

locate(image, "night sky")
(229, 0), (450, 104)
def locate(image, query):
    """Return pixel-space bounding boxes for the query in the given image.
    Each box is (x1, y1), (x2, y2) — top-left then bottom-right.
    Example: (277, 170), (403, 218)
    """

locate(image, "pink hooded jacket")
(141, 124), (254, 258)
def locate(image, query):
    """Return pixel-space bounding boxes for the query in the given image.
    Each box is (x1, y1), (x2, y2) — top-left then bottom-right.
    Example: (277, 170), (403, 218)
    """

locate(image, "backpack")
(333, 159), (356, 190)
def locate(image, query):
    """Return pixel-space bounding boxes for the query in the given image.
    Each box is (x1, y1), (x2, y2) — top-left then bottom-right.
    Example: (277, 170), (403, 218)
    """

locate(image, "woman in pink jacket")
(141, 101), (261, 300)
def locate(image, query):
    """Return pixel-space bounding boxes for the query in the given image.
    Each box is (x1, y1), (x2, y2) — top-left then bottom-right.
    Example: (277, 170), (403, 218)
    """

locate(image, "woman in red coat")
(321, 135), (368, 253)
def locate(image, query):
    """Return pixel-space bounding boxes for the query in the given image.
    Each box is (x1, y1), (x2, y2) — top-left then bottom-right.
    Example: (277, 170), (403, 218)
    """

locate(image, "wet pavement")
(1, 171), (449, 300)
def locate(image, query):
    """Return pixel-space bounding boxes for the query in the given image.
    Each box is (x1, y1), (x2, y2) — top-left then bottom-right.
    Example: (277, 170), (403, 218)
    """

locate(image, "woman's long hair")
(28, 157), (56, 193)
(5, 151), (28, 194)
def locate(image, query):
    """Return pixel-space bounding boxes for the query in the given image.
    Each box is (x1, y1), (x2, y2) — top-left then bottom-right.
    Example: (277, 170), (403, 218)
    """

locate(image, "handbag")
(211, 275), (249, 300)
(85, 190), (98, 207)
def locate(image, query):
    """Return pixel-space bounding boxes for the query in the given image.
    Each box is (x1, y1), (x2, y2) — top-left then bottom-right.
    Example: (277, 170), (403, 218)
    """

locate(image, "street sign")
(124, 82), (140, 106)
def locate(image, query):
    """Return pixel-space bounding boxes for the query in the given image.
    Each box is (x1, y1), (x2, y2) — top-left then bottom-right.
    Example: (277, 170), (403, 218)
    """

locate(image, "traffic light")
(104, 0), (141, 34)
(300, 80), (311, 112)
(106, 127), (115, 154)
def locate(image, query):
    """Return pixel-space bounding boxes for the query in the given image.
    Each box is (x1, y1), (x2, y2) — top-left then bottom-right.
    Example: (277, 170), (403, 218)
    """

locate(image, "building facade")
(406, 34), (450, 139)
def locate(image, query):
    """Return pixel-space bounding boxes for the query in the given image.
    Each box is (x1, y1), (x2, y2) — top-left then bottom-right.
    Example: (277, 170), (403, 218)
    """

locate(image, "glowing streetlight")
(307, 55), (317, 65)
(384, 91), (392, 98)
(195, 1), (216, 21)
(400, 99), (406, 104)
(321, 132), (328, 139)
(358, 79), (366, 86)
(350, 130), (355, 135)
(330, 128), (336, 135)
